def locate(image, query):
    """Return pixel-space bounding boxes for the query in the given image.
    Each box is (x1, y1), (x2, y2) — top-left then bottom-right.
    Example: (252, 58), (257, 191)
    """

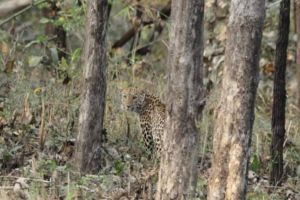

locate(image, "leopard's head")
(121, 88), (147, 114)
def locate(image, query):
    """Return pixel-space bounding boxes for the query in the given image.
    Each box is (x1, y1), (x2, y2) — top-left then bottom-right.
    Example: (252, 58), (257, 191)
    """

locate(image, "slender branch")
(0, 0), (46, 27)
(0, 0), (32, 18)
(0, 186), (14, 190)
(111, 0), (171, 49)
(0, 176), (50, 183)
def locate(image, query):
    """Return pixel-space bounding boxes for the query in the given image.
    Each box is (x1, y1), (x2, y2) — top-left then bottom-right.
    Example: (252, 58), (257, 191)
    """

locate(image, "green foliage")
(247, 192), (269, 200)
(28, 56), (44, 67)
(113, 159), (125, 175)
(55, 2), (85, 31)
(250, 154), (262, 174)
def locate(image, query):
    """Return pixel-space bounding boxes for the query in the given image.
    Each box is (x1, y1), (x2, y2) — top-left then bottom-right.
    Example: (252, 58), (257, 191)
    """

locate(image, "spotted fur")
(121, 88), (165, 154)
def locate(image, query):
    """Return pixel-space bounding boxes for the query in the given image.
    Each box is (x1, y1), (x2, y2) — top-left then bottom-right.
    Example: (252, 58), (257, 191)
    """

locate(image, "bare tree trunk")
(296, 0), (300, 107)
(207, 1), (265, 200)
(75, 0), (109, 174)
(155, 0), (204, 199)
(270, 0), (290, 186)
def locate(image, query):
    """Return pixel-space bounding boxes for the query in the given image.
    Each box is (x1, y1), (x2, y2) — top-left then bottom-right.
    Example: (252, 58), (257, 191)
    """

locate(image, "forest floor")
(0, 68), (299, 200)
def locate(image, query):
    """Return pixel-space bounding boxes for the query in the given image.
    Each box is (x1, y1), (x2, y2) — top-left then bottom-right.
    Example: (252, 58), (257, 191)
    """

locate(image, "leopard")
(121, 88), (165, 155)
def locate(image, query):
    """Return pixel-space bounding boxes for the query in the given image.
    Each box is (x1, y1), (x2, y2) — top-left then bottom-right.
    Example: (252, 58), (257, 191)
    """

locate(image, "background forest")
(0, 0), (299, 199)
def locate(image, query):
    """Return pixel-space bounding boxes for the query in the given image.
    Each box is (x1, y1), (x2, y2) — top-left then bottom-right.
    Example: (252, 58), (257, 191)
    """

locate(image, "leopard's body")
(121, 88), (165, 154)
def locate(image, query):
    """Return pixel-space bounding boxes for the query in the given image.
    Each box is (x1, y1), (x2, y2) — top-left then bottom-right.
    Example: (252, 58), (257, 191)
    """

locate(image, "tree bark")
(270, 0), (290, 186)
(75, 0), (109, 174)
(155, 0), (204, 199)
(207, 1), (265, 200)
(296, 0), (300, 107)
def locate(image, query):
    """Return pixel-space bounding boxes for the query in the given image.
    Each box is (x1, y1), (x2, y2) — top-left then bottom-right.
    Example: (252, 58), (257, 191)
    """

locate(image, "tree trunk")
(296, 0), (300, 107)
(270, 0), (290, 186)
(155, 0), (204, 199)
(75, 0), (109, 174)
(207, 1), (265, 200)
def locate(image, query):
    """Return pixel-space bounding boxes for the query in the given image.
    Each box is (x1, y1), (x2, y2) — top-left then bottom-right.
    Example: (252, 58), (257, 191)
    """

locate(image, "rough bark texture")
(155, 0), (204, 199)
(75, 0), (109, 174)
(270, 0), (290, 186)
(207, 1), (265, 200)
(296, 0), (300, 107)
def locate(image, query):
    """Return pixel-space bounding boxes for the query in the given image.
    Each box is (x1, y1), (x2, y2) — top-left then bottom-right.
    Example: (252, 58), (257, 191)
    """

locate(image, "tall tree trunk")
(296, 0), (300, 107)
(155, 0), (204, 199)
(75, 0), (109, 174)
(270, 0), (290, 186)
(207, 1), (265, 200)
